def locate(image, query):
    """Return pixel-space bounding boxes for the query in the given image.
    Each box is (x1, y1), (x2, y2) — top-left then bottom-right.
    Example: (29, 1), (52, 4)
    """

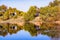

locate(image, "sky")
(0, 0), (54, 12)
(0, 30), (51, 40)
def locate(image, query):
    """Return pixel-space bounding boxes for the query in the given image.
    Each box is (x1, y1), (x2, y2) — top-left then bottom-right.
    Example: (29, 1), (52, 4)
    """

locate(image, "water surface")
(0, 23), (60, 40)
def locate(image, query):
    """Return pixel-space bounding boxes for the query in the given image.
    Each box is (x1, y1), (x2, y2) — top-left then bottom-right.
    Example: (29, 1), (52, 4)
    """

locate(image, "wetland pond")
(0, 23), (60, 40)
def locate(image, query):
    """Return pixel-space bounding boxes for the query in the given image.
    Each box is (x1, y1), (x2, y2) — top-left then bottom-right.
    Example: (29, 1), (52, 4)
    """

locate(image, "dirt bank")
(0, 16), (25, 26)
(29, 16), (43, 26)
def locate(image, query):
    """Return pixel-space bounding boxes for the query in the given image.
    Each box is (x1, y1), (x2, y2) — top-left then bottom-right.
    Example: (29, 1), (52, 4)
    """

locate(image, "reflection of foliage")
(41, 30), (57, 38)
(40, 22), (56, 30)
(0, 23), (8, 36)
(0, 23), (23, 36)
(9, 24), (22, 34)
(24, 23), (37, 36)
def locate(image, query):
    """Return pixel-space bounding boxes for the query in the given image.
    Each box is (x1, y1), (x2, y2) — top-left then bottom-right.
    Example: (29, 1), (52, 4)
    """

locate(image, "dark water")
(0, 23), (60, 40)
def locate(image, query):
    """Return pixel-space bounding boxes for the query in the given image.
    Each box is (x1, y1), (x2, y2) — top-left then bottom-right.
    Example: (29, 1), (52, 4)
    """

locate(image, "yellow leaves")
(1, 5), (7, 10)
(47, 17), (54, 21)
(49, 0), (60, 7)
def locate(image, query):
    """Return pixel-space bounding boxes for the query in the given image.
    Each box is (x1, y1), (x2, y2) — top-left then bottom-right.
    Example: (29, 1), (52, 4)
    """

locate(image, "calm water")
(0, 23), (60, 40)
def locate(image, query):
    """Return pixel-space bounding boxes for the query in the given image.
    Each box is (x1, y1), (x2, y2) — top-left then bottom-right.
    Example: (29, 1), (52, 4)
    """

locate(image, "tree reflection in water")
(0, 23), (60, 40)
(0, 23), (23, 36)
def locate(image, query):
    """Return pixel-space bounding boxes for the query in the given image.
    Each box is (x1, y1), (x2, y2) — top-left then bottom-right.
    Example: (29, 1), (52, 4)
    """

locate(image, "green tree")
(24, 6), (40, 21)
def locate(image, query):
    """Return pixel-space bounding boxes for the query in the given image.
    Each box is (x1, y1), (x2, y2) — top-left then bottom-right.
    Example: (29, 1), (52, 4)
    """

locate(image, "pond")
(0, 23), (60, 40)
